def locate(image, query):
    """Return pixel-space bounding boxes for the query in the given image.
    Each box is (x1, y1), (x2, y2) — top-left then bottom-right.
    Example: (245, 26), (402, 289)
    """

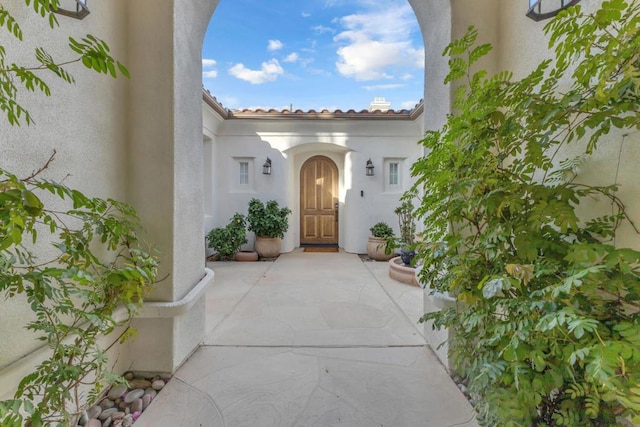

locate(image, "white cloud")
(268, 39), (284, 51)
(333, 3), (423, 81)
(229, 59), (284, 84)
(363, 83), (404, 91)
(284, 53), (299, 63)
(202, 58), (217, 68)
(301, 11), (311, 18)
(202, 58), (218, 79)
(312, 25), (335, 35)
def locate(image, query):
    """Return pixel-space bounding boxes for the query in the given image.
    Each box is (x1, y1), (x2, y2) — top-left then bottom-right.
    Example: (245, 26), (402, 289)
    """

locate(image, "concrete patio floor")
(136, 250), (479, 427)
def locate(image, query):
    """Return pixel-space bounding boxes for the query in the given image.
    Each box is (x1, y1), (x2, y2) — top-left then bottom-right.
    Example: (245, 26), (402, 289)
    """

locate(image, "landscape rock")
(99, 373), (170, 426)
(107, 384), (127, 400)
(128, 379), (151, 389)
(131, 398), (143, 413)
(99, 408), (118, 421)
(124, 388), (144, 404)
(100, 399), (115, 409)
(142, 394), (153, 410)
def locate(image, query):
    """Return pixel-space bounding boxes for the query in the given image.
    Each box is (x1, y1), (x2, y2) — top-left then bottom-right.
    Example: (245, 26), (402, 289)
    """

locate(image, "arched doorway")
(300, 156), (339, 246)
(122, 0), (452, 374)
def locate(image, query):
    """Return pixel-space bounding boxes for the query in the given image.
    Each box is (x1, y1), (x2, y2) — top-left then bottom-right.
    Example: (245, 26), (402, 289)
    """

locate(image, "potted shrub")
(366, 221), (394, 261)
(207, 213), (248, 261)
(247, 198), (292, 258)
(393, 199), (417, 266)
(387, 199), (420, 286)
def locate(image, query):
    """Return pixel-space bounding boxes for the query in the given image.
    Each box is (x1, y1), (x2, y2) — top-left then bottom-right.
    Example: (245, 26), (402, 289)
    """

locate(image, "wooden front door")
(300, 156), (339, 245)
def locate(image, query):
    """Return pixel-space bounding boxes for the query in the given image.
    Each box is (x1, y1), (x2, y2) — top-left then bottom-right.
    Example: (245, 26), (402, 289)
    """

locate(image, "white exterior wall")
(1, 0), (221, 397)
(0, 1), (131, 373)
(202, 102), (226, 246)
(211, 116), (424, 254)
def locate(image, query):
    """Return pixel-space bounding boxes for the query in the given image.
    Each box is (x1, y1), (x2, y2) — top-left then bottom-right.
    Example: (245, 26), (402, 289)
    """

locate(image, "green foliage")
(207, 213), (247, 260)
(247, 198), (292, 239)
(0, 0), (128, 126)
(0, 155), (158, 426)
(395, 199), (416, 246)
(369, 221), (394, 239)
(0, 2), (152, 426)
(413, 2), (640, 426)
(385, 198), (418, 256)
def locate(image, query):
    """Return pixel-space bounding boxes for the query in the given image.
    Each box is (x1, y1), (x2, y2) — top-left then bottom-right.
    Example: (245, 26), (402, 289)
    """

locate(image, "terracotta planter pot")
(388, 256), (418, 286)
(366, 236), (393, 261)
(254, 236), (281, 258)
(234, 251), (258, 262)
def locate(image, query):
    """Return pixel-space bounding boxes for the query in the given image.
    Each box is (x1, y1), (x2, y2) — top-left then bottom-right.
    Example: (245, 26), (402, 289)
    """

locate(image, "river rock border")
(77, 372), (169, 427)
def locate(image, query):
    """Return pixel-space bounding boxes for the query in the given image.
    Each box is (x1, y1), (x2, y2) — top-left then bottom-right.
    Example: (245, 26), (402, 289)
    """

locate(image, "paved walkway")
(136, 250), (479, 427)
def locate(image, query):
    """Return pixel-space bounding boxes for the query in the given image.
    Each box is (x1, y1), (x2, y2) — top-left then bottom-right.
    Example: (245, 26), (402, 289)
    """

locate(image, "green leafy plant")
(413, 2), (640, 426)
(395, 199), (416, 246)
(0, 2), (156, 425)
(0, 1), (129, 127)
(247, 198), (292, 239)
(384, 198), (418, 260)
(207, 213), (247, 260)
(369, 222), (394, 239)
(0, 154), (158, 426)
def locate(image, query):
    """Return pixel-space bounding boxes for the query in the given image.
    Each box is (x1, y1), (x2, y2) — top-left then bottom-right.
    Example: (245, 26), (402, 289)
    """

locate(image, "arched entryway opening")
(300, 156), (340, 247)
(124, 0), (457, 374)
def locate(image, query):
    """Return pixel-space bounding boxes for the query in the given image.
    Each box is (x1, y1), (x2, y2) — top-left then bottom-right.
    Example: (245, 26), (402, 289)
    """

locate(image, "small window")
(389, 162), (399, 186)
(383, 158), (403, 192)
(231, 157), (255, 192)
(239, 162), (249, 185)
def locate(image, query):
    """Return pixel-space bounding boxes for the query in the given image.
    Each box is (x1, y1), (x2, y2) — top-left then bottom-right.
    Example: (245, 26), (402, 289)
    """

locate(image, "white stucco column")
(124, 0), (218, 373)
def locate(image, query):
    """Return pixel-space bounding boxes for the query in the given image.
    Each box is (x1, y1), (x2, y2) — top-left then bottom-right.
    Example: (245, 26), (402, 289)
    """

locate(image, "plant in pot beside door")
(367, 222), (394, 261)
(207, 213), (250, 261)
(247, 198), (292, 259)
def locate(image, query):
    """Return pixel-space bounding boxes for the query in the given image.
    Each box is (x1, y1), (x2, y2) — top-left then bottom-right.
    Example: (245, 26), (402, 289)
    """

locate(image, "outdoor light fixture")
(526, 0), (580, 21)
(262, 158), (272, 175)
(52, 0), (90, 20)
(366, 159), (375, 176)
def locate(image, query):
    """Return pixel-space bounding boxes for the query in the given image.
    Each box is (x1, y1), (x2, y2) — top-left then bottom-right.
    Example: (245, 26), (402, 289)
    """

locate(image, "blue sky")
(202, 0), (425, 112)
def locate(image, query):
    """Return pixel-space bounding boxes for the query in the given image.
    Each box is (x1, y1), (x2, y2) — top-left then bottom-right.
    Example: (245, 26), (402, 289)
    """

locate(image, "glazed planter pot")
(234, 250), (259, 262)
(254, 236), (281, 258)
(366, 236), (393, 261)
(399, 248), (416, 266)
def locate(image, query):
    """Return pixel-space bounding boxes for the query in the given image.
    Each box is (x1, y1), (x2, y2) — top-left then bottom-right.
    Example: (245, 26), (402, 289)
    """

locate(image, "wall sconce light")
(262, 157), (272, 175)
(52, 0), (90, 20)
(366, 159), (375, 176)
(526, 0), (580, 21)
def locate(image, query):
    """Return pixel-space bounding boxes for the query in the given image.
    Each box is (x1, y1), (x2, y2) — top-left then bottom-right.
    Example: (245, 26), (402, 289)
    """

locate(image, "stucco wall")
(0, 0), (221, 391)
(0, 0), (130, 371)
(202, 102), (225, 237)
(211, 117), (424, 254)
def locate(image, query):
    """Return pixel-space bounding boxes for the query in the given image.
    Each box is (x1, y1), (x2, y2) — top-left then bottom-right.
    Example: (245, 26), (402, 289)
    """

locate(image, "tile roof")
(202, 89), (423, 121)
